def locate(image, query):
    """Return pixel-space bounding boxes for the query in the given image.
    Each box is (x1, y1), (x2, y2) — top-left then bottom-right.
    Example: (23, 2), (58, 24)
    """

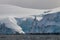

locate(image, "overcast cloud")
(0, 0), (60, 9)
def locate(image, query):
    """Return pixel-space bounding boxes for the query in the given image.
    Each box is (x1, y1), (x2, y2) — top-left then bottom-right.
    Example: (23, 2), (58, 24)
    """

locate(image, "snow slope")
(0, 4), (48, 18)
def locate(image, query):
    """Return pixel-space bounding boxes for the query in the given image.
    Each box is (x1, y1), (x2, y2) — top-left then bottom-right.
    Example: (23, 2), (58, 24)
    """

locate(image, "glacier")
(15, 12), (60, 33)
(0, 4), (60, 34)
(0, 11), (60, 34)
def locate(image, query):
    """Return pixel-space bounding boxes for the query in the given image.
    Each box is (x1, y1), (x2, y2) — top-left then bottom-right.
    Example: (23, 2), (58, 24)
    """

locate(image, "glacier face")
(0, 12), (60, 34)
(37, 12), (60, 33)
(15, 12), (60, 33)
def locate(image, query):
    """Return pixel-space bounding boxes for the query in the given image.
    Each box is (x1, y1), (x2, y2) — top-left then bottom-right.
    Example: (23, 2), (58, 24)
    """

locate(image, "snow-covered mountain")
(0, 4), (60, 34)
(0, 4), (47, 34)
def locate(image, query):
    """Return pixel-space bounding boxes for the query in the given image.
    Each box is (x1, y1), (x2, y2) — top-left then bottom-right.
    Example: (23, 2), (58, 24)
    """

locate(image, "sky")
(0, 0), (60, 9)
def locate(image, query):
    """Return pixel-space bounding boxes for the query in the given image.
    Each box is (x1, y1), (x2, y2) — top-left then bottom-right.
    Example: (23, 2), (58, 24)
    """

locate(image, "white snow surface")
(0, 4), (48, 18)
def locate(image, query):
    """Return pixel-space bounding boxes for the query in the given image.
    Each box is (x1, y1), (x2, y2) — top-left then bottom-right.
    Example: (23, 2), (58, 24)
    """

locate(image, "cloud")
(0, 0), (60, 9)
